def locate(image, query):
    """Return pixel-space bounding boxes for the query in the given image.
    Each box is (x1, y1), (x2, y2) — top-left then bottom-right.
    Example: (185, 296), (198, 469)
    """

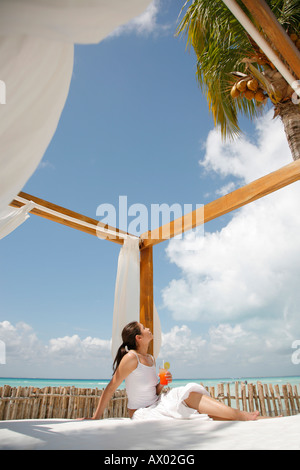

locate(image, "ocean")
(1, 375), (300, 391)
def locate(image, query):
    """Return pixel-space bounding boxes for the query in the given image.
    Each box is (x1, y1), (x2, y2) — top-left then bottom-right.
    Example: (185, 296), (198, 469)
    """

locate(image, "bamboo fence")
(0, 381), (299, 421)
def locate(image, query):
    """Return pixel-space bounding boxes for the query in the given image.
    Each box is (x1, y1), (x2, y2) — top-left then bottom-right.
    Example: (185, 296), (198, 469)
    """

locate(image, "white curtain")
(111, 238), (161, 360)
(0, 201), (35, 240)
(0, 0), (152, 213)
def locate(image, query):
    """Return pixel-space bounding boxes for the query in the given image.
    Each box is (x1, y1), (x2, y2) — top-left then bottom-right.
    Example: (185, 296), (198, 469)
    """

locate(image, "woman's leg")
(184, 392), (260, 421)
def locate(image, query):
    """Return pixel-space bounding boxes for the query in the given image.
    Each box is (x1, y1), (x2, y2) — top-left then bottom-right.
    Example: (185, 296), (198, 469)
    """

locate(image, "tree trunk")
(276, 100), (300, 161)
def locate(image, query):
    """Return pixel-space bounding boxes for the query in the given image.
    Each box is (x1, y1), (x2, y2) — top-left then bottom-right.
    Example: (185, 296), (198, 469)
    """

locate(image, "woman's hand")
(156, 371), (173, 395)
(166, 371), (172, 384)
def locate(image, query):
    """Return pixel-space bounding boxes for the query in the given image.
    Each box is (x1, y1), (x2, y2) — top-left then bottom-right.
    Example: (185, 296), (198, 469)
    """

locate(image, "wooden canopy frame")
(10, 160), (300, 354)
(240, 0), (300, 80)
(7, 0), (300, 355)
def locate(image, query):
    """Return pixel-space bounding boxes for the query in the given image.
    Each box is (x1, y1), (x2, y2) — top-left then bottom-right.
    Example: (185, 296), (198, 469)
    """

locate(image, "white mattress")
(0, 415), (299, 450)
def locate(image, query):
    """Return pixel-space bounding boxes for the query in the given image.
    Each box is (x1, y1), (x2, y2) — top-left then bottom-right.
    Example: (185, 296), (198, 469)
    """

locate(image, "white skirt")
(132, 383), (212, 421)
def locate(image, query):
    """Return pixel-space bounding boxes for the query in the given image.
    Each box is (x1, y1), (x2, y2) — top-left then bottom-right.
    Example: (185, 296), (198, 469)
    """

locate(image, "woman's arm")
(90, 353), (137, 420)
(91, 380), (118, 420)
(156, 382), (165, 395)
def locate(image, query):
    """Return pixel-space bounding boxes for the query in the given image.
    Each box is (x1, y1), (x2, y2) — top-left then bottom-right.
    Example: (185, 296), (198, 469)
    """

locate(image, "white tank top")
(125, 350), (159, 410)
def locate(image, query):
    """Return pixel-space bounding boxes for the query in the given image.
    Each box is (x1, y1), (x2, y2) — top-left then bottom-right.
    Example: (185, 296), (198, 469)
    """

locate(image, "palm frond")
(176, 0), (299, 140)
(270, 0), (300, 31)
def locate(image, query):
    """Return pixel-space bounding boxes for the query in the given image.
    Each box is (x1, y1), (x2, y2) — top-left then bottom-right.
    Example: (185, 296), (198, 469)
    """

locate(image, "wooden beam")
(9, 191), (134, 244)
(140, 246), (154, 355)
(140, 160), (300, 249)
(240, 0), (300, 79)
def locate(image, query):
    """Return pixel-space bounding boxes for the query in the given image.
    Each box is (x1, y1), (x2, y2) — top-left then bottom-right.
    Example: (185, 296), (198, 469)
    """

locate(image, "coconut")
(247, 78), (259, 92)
(230, 83), (240, 98)
(244, 89), (255, 100)
(290, 33), (298, 43)
(254, 89), (265, 102)
(272, 71), (282, 80)
(236, 79), (247, 92)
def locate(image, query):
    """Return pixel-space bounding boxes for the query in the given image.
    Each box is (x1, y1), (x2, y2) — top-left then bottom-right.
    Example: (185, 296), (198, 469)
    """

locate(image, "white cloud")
(215, 181), (237, 196)
(0, 320), (43, 361)
(48, 334), (111, 359)
(201, 110), (290, 184)
(37, 160), (55, 170)
(161, 111), (300, 376)
(109, 1), (167, 38)
(157, 318), (297, 378)
(159, 325), (206, 363)
(0, 317), (297, 379)
(0, 321), (112, 378)
(209, 323), (247, 345)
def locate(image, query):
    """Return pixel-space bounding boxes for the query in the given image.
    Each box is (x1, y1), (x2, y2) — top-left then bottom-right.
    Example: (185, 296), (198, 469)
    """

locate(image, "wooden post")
(264, 383), (272, 417)
(257, 382), (267, 416)
(287, 383), (296, 415)
(294, 385), (300, 414)
(248, 383), (254, 412)
(140, 246), (154, 355)
(226, 383), (231, 407)
(235, 382), (240, 410)
(282, 384), (290, 416)
(217, 383), (225, 403)
(275, 384), (283, 415)
(241, 382), (247, 411)
(269, 383), (278, 416)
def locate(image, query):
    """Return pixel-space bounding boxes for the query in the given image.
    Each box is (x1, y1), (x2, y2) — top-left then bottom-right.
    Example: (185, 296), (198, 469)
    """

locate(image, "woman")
(89, 321), (260, 421)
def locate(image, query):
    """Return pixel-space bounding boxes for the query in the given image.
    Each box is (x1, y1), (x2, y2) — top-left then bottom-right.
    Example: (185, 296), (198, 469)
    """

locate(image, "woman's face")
(138, 323), (153, 342)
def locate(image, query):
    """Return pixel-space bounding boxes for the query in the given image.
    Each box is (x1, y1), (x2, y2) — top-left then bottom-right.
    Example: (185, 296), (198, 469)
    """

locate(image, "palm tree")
(177, 0), (300, 160)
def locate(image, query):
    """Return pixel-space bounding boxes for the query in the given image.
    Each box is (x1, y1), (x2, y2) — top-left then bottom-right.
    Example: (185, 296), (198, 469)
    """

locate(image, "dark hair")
(112, 321), (141, 373)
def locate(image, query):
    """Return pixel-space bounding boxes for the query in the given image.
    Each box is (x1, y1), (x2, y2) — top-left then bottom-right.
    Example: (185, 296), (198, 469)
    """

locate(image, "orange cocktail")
(159, 361), (170, 385)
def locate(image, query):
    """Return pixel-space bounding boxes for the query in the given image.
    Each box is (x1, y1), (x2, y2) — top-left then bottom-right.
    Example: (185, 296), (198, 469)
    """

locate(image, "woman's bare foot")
(240, 410), (260, 421)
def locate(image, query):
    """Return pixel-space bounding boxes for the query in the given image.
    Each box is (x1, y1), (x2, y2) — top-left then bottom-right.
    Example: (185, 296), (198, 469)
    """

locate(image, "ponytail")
(112, 321), (141, 373)
(112, 343), (127, 373)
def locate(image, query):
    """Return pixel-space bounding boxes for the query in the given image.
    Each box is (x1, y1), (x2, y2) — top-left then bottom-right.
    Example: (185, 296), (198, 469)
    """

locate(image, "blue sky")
(1, 0), (300, 380)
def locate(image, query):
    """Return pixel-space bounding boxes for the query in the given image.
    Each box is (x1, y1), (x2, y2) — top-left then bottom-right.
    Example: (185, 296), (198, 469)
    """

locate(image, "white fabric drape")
(111, 238), (161, 360)
(0, 37), (74, 213)
(0, 0), (152, 44)
(0, 201), (35, 240)
(0, 0), (152, 213)
(111, 238), (140, 360)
